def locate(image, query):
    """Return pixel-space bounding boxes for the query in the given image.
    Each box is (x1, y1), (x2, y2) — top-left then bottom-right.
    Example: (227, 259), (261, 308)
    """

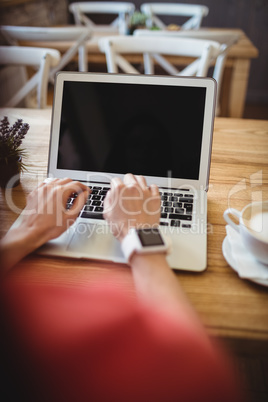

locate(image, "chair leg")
(5, 72), (39, 108)
(78, 45), (88, 72)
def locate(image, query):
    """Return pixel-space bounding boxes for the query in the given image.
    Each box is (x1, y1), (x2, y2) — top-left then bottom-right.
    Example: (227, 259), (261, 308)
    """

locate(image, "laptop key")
(185, 203), (193, 213)
(80, 211), (104, 220)
(173, 202), (183, 208)
(171, 220), (180, 227)
(174, 208), (184, 214)
(169, 214), (192, 221)
(95, 206), (103, 213)
(92, 195), (101, 200)
(164, 192), (173, 196)
(160, 221), (169, 226)
(163, 201), (172, 207)
(84, 205), (94, 212)
(179, 197), (193, 203)
(164, 207), (174, 213)
(92, 200), (102, 206)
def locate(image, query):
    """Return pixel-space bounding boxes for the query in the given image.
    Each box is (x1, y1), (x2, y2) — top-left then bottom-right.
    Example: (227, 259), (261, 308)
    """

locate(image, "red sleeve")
(0, 278), (244, 402)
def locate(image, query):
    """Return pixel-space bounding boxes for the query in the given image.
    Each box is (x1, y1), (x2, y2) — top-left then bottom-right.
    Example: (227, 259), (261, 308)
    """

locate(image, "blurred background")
(0, 0), (267, 119)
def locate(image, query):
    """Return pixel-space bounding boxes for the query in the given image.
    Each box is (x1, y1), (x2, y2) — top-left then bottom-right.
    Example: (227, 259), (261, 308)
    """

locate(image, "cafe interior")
(0, 1), (267, 401)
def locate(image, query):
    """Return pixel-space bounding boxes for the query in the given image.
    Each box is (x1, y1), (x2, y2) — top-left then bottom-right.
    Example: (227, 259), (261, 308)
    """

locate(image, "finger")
(57, 177), (73, 185)
(46, 177), (67, 185)
(105, 177), (122, 209)
(110, 176), (123, 189)
(66, 189), (88, 217)
(71, 180), (90, 193)
(37, 177), (57, 188)
(63, 180), (90, 196)
(124, 173), (138, 185)
(37, 181), (47, 188)
(103, 192), (110, 210)
(136, 175), (148, 190)
(103, 194), (113, 218)
(149, 184), (159, 196)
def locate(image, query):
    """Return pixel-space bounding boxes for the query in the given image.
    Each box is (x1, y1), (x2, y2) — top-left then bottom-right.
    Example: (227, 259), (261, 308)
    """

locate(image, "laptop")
(37, 72), (216, 271)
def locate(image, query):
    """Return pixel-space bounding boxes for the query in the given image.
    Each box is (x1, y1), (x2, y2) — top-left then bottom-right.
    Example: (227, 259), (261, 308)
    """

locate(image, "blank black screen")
(57, 81), (206, 180)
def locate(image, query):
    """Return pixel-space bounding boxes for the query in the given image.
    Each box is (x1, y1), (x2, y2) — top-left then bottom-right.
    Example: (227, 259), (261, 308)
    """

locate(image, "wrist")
(129, 251), (168, 265)
(0, 227), (38, 272)
(4, 226), (39, 253)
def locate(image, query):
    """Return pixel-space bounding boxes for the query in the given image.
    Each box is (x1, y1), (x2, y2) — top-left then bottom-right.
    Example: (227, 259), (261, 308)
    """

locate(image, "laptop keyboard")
(66, 186), (109, 220)
(159, 190), (193, 228)
(67, 186), (193, 228)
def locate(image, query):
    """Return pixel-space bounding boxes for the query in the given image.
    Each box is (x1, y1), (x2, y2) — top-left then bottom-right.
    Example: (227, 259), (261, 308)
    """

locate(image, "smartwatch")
(121, 227), (171, 263)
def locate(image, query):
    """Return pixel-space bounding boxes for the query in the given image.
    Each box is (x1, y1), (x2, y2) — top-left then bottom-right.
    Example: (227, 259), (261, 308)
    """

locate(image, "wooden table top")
(0, 108), (267, 345)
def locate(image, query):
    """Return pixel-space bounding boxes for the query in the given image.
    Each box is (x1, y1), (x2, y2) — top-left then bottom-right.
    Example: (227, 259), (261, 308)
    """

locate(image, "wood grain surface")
(0, 108), (267, 346)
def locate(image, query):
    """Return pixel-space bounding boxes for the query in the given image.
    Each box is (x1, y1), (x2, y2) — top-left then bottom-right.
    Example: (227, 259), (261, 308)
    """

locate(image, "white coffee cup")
(223, 201), (268, 265)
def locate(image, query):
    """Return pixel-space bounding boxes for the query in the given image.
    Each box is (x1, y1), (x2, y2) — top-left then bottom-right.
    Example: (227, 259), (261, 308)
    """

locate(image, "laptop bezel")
(48, 72), (216, 191)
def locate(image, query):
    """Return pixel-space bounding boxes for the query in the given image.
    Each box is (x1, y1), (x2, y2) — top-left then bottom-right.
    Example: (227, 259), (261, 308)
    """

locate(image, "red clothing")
(0, 279), (243, 402)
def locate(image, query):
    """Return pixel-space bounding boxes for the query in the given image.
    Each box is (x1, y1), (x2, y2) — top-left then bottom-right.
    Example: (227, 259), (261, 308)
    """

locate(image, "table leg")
(228, 58), (251, 118)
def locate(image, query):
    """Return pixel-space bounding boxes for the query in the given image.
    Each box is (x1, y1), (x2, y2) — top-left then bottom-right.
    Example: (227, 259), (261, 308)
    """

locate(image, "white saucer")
(222, 236), (268, 287)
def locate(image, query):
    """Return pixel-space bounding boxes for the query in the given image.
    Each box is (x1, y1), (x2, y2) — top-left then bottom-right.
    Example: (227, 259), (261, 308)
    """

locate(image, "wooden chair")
(1, 26), (92, 79)
(134, 29), (241, 114)
(69, 2), (135, 34)
(0, 46), (60, 108)
(140, 3), (209, 30)
(98, 35), (220, 77)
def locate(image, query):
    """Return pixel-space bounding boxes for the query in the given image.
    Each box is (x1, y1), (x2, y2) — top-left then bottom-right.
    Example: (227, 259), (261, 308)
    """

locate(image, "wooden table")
(20, 28), (258, 118)
(0, 108), (268, 356)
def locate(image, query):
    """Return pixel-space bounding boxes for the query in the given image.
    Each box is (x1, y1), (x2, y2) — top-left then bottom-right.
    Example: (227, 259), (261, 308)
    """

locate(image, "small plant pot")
(0, 156), (22, 188)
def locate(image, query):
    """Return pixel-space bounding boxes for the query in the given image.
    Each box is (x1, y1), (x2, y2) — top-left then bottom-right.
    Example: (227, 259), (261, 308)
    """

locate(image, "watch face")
(137, 228), (165, 247)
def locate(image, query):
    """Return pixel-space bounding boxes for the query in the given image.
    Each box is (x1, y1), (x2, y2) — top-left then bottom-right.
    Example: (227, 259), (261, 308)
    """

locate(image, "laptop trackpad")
(67, 222), (125, 262)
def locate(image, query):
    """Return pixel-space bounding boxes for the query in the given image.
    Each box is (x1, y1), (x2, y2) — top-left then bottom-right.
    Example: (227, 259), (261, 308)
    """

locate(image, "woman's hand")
(0, 178), (89, 272)
(104, 174), (160, 242)
(20, 178), (90, 245)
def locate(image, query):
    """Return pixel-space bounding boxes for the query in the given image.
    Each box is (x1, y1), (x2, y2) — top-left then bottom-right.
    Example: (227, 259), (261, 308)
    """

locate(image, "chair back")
(98, 35), (220, 77)
(0, 46), (60, 108)
(69, 2), (135, 33)
(1, 25), (92, 75)
(134, 29), (240, 114)
(140, 3), (209, 30)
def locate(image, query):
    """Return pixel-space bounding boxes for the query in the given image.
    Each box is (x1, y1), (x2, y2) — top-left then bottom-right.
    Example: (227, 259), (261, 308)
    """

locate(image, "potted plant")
(0, 116), (30, 188)
(128, 11), (148, 34)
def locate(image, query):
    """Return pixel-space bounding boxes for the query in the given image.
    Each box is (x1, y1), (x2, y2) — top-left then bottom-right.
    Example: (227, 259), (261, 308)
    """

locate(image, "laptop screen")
(57, 80), (206, 180)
